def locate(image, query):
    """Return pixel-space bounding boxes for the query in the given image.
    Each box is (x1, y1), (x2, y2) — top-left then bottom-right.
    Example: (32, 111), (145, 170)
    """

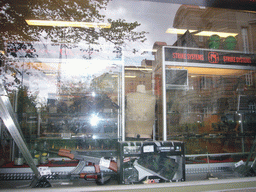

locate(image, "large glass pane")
(155, 45), (256, 165)
(165, 66), (255, 154)
(0, 0), (256, 188)
(4, 42), (124, 156)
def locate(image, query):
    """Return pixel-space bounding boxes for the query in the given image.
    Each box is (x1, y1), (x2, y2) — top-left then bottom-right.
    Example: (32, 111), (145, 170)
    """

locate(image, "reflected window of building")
(241, 27), (249, 53)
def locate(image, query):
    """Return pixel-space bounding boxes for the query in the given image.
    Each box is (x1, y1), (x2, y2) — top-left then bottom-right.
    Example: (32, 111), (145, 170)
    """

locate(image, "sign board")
(164, 47), (256, 66)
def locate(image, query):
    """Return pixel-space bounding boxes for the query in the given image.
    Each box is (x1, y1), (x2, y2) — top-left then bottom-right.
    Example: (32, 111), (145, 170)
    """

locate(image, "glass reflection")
(0, 0), (255, 185)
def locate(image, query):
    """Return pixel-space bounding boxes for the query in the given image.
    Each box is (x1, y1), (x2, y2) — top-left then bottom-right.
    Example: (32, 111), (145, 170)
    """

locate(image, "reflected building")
(125, 60), (153, 94)
(172, 5), (256, 53)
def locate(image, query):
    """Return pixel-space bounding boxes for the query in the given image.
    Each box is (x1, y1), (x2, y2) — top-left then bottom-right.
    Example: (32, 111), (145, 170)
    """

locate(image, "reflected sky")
(106, 0), (180, 54)
(3, 0), (181, 105)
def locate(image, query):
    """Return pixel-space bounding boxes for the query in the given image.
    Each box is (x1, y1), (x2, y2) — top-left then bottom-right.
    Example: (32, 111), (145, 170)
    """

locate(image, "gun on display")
(57, 149), (117, 184)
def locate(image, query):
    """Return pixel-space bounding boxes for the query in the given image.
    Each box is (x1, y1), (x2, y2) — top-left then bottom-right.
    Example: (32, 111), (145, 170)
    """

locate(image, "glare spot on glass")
(4, 118), (13, 128)
(90, 114), (99, 126)
(92, 135), (97, 139)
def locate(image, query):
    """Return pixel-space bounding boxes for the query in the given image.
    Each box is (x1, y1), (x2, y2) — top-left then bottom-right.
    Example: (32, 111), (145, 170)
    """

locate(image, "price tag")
(143, 145), (154, 153)
(99, 158), (110, 168)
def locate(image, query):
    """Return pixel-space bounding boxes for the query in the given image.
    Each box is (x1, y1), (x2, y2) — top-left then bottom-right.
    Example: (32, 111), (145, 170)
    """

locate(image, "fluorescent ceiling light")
(125, 67), (152, 71)
(194, 31), (238, 38)
(166, 28), (197, 34)
(166, 28), (238, 38)
(112, 75), (136, 78)
(26, 20), (111, 28)
(141, 49), (157, 53)
(170, 66), (248, 76)
(45, 73), (56, 76)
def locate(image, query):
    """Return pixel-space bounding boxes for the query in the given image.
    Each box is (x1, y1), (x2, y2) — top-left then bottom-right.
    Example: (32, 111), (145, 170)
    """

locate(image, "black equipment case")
(117, 141), (185, 184)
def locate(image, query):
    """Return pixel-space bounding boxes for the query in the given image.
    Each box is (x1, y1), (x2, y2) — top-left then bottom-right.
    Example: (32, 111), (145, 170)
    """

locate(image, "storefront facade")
(0, 0), (256, 190)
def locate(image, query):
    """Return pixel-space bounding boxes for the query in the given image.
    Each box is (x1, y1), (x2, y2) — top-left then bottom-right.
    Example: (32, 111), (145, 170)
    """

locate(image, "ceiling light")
(141, 49), (157, 53)
(26, 20), (111, 28)
(125, 68), (152, 71)
(45, 73), (56, 76)
(166, 28), (238, 38)
(166, 28), (197, 34)
(194, 31), (238, 38)
(112, 75), (136, 78)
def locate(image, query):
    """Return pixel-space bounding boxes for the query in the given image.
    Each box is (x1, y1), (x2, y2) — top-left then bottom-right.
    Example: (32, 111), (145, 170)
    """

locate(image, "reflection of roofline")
(173, 5), (203, 28)
(173, 30), (199, 47)
(153, 41), (167, 47)
(152, 42), (167, 55)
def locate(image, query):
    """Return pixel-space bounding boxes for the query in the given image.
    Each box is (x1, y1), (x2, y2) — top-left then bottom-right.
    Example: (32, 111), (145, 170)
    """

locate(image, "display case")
(0, 43), (125, 184)
(154, 46), (256, 157)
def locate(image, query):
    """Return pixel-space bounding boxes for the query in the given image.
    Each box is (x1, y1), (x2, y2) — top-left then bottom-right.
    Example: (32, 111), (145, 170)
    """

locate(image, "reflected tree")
(0, 0), (147, 87)
(0, 0), (147, 44)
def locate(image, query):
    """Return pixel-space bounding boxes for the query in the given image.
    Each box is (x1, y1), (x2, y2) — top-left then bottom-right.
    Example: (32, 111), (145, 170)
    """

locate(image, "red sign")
(172, 53), (204, 61)
(208, 52), (219, 64)
(165, 47), (255, 66)
(223, 56), (252, 63)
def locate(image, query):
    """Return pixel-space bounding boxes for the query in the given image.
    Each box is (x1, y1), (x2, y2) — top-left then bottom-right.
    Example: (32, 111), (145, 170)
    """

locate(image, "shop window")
(200, 76), (212, 90)
(246, 71), (253, 86)
(1, 0), (256, 189)
(241, 27), (249, 53)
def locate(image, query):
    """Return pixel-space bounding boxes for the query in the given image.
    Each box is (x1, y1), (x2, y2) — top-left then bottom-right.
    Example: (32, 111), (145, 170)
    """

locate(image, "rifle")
(58, 149), (117, 184)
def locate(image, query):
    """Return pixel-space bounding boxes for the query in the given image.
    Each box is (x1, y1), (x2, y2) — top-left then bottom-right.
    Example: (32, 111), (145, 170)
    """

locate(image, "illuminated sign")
(164, 47), (256, 66)
(208, 52), (219, 63)
(172, 53), (204, 61)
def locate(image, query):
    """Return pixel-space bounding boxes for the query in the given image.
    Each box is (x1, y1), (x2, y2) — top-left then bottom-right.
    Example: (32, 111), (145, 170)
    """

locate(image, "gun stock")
(109, 161), (117, 173)
(58, 150), (75, 159)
